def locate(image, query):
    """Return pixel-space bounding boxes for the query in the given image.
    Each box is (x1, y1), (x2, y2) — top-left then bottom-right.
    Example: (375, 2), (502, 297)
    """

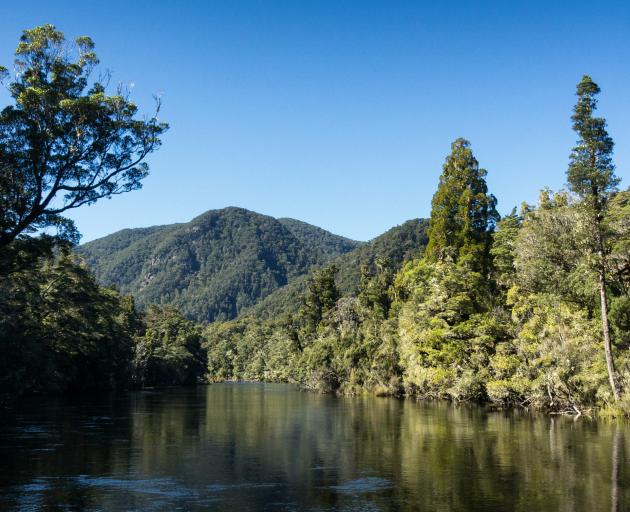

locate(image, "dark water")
(0, 383), (628, 511)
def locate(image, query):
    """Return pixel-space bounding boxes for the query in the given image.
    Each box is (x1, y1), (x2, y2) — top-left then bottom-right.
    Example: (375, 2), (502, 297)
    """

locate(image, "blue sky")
(1, 1), (629, 242)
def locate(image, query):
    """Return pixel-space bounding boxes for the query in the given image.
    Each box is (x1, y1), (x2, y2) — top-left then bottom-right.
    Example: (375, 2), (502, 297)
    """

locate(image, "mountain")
(242, 218), (429, 319)
(77, 207), (361, 323)
(278, 218), (361, 258)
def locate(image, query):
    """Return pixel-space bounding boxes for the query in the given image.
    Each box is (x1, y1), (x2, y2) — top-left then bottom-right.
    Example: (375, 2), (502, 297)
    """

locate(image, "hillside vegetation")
(203, 77), (630, 417)
(245, 218), (429, 319)
(77, 207), (361, 322)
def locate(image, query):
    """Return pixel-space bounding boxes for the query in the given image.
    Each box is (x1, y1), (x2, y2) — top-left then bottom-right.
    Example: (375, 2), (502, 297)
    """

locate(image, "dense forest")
(1, 25), (630, 417)
(77, 207), (361, 322)
(246, 218), (429, 319)
(205, 132), (630, 416)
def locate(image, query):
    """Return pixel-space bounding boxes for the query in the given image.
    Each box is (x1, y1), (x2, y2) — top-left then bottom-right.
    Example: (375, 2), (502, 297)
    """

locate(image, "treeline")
(0, 25), (205, 405)
(204, 77), (630, 416)
(0, 239), (207, 404)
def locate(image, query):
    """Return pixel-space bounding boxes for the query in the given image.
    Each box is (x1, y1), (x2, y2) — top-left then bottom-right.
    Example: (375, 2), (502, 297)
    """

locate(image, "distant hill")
(278, 218), (362, 258)
(243, 218), (429, 319)
(77, 207), (361, 323)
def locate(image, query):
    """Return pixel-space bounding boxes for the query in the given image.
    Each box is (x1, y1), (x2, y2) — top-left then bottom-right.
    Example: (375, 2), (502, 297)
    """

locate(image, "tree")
(607, 190), (630, 349)
(489, 207), (522, 294)
(397, 255), (496, 400)
(395, 139), (500, 400)
(513, 191), (593, 308)
(0, 24), (167, 248)
(0, 246), (140, 403)
(425, 138), (499, 270)
(567, 75), (621, 400)
(134, 305), (206, 387)
(298, 264), (340, 336)
(358, 256), (394, 319)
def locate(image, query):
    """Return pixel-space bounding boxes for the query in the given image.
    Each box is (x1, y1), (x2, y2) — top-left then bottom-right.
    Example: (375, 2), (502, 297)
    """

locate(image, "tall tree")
(567, 75), (620, 400)
(299, 264), (340, 336)
(0, 24), (167, 248)
(425, 138), (499, 269)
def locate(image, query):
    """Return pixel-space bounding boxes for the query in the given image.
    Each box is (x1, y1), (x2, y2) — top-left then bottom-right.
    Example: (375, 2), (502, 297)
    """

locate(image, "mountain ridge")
(242, 218), (429, 319)
(77, 207), (362, 323)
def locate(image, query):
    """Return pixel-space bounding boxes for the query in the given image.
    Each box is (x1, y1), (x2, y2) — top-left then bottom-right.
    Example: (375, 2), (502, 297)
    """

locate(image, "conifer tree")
(567, 75), (621, 400)
(425, 138), (499, 270)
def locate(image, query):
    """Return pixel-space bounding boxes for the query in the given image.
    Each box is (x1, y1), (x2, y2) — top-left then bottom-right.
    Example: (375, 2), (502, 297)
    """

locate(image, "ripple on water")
(207, 482), (280, 492)
(331, 477), (392, 494)
(17, 425), (49, 436)
(21, 480), (49, 493)
(74, 475), (200, 499)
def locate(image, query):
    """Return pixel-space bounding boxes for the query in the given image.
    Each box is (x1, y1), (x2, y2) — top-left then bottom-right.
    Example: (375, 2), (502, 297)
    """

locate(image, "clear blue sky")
(1, 1), (629, 242)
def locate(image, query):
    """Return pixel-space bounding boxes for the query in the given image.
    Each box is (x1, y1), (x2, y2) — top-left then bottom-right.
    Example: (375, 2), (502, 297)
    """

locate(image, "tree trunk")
(599, 267), (620, 401)
(593, 200), (620, 402)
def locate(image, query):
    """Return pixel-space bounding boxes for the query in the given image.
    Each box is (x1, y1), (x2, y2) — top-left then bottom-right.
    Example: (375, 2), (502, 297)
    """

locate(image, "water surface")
(0, 383), (628, 511)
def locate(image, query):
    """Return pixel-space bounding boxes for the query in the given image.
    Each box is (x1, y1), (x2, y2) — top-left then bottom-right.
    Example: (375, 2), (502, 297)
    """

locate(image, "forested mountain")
(278, 218), (363, 258)
(77, 207), (361, 323)
(245, 218), (429, 319)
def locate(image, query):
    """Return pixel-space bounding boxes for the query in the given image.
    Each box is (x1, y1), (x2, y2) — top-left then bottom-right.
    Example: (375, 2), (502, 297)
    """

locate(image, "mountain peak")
(78, 208), (362, 323)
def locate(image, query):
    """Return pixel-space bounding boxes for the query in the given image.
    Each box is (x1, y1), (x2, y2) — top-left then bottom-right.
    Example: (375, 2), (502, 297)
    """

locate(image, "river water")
(0, 382), (628, 511)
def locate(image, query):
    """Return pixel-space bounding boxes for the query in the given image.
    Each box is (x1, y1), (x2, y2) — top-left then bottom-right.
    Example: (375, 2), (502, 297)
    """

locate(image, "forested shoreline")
(1, 26), (629, 417)
(204, 128), (630, 417)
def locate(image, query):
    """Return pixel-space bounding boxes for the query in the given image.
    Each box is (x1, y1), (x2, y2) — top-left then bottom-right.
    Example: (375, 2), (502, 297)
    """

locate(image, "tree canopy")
(424, 138), (499, 268)
(0, 24), (167, 247)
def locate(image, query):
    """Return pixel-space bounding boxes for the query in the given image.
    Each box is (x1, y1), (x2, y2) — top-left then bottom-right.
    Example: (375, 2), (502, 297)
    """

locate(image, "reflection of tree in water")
(611, 426), (623, 512)
(2, 385), (629, 511)
(127, 385), (630, 511)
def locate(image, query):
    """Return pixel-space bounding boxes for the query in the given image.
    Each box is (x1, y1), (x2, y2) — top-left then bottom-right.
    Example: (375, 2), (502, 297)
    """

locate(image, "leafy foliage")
(278, 217), (362, 258)
(0, 242), (209, 405)
(133, 305), (207, 387)
(0, 25), (187, 406)
(2, 26), (629, 420)
(0, 242), (138, 402)
(204, 113), (630, 415)
(424, 138), (498, 269)
(0, 25), (167, 247)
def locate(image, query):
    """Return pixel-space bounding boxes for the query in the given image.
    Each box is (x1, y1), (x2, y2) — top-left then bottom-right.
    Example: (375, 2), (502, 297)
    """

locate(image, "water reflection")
(611, 426), (624, 512)
(0, 383), (628, 511)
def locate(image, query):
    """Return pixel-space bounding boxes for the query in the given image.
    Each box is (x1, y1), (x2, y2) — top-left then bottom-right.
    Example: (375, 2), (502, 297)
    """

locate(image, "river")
(0, 382), (627, 511)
